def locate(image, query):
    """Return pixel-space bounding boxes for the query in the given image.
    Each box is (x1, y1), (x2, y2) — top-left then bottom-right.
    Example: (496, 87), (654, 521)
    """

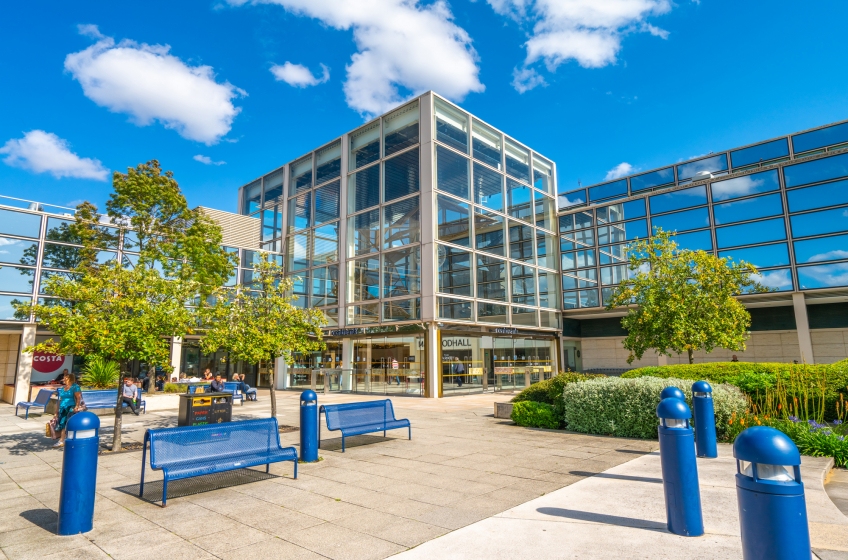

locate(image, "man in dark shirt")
(210, 374), (226, 393)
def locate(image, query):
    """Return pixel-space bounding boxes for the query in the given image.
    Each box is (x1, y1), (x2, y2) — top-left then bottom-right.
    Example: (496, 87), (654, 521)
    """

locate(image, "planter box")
(2, 384), (14, 404)
(494, 402), (513, 419)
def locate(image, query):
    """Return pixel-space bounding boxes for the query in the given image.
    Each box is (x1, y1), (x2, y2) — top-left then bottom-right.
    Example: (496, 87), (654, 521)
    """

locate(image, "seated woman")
(233, 373), (258, 401)
(50, 373), (83, 448)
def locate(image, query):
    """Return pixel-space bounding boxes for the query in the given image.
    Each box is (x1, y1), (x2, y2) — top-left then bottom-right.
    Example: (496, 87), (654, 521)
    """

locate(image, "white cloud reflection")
(711, 175), (766, 201)
(751, 268), (792, 291)
(798, 262), (848, 289)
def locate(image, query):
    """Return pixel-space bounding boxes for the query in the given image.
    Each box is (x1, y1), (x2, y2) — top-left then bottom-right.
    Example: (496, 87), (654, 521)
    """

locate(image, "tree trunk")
(269, 360), (277, 419)
(112, 367), (123, 452)
(148, 365), (156, 394)
(687, 348), (694, 364)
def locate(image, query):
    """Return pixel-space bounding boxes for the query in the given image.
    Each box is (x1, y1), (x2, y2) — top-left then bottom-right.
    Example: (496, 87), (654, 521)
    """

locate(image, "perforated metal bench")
(319, 399), (411, 452)
(139, 418), (298, 506)
(223, 382), (244, 405)
(15, 388), (55, 419)
(82, 389), (147, 414)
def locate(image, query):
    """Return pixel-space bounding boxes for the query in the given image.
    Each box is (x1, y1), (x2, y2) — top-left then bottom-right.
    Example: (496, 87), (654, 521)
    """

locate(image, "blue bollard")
(660, 385), (685, 401)
(300, 390), (319, 463)
(734, 426), (810, 560)
(692, 380), (718, 458)
(58, 412), (100, 535)
(656, 397), (704, 537)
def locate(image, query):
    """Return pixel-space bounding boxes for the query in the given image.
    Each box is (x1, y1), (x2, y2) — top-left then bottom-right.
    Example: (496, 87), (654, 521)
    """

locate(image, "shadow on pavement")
(20, 508), (58, 533)
(319, 434), (395, 452)
(0, 431), (57, 456)
(114, 468), (280, 506)
(569, 471), (663, 484)
(615, 448), (650, 455)
(536, 507), (667, 531)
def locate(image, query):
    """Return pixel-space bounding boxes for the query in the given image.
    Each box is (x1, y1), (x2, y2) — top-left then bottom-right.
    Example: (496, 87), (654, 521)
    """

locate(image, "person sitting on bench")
(232, 373), (258, 401)
(122, 377), (140, 416)
(210, 373), (226, 393)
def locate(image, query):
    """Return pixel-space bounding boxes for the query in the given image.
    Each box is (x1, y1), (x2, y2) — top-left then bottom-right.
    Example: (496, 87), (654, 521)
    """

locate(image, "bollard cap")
(656, 397), (691, 420)
(66, 411), (100, 432)
(300, 389), (317, 403)
(691, 380), (712, 393)
(733, 426), (801, 466)
(660, 386), (685, 401)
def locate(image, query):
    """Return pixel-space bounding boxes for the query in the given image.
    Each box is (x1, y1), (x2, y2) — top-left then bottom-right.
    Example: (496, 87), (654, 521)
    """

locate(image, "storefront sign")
(327, 328), (361, 336)
(31, 351), (73, 383)
(493, 328), (518, 334)
(441, 337), (472, 348)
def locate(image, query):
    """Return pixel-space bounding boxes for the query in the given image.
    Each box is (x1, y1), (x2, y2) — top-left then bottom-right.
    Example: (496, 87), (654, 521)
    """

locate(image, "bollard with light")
(660, 385), (685, 402)
(691, 380), (718, 458)
(656, 397), (704, 537)
(300, 390), (319, 463)
(58, 411), (100, 536)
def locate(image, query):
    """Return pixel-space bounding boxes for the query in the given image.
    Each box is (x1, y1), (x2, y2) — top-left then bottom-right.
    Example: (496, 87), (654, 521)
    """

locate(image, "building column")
(276, 356), (289, 389)
(792, 293), (815, 364)
(169, 337), (182, 381)
(426, 322), (441, 398)
(341, 338), (353, 391)
(12, 324), (37, 406)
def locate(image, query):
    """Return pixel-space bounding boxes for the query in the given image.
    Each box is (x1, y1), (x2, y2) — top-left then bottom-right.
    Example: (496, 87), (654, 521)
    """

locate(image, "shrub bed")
(511, 401), (560, 429)
(512, 372), (605, 428)
(561, 376), (747, 440)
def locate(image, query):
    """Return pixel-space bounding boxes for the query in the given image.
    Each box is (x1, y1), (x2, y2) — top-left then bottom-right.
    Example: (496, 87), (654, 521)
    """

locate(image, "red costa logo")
(32, 352), (67, 374)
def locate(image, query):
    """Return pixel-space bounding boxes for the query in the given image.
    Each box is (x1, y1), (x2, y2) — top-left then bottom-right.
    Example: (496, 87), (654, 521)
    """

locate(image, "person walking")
(453, 356), (465, 388)
(50, 373), (83, 448)
(121, 377), (140, 416)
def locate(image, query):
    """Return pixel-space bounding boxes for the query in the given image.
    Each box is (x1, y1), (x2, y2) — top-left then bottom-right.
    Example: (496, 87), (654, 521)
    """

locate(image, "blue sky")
(1, 0), (846, 214)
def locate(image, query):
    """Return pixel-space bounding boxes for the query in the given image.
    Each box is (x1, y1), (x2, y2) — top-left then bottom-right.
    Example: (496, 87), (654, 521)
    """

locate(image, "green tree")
(200, 254), (327, 418)
(606, 228), (770, 365)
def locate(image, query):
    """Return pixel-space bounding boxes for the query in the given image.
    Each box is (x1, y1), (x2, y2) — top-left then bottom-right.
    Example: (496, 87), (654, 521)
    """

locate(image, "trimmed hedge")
(512, 372), (606, 427)
(561, 376), (747, 439)
(511, 401), (559, 429)
(622, 360), (848, 420)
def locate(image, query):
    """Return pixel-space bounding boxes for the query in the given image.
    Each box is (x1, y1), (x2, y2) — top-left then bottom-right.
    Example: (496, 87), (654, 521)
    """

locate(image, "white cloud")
(512, 67), (546, 93)
(0, 130), (109, 181)
(193, 154), (226, 166)
(228, 0), (484, 116)
(604, 162), (634, 180)
(270, 62), (330, 88)
(64, 25), (245, 145)
(488, 0), (673, 92)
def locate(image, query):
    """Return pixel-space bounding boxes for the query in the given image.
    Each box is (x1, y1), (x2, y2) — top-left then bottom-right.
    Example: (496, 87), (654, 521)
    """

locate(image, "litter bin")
(178, 393), (233, 426)
(734, 426), (810, 560)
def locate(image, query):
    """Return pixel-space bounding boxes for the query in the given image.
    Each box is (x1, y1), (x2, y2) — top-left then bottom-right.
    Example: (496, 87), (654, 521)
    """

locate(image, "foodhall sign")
(441, 337), (472, 348)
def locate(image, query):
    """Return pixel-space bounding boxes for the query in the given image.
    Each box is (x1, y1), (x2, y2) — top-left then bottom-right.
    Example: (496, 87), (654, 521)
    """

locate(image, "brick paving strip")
(0, 391), (659, 560)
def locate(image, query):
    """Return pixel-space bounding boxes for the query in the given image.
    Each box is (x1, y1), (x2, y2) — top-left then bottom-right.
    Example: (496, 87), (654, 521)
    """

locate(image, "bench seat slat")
(319, 399), (411, 452)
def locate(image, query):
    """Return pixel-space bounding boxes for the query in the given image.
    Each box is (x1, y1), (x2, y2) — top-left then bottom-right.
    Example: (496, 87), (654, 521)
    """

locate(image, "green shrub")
(80, 356), (120, 389)
(163, 383), (185, 393)
(512, 372), (605, 427)
(511, 401), (560, 429)
(725, 415), (848, 468)
(561, 376), (747, 440)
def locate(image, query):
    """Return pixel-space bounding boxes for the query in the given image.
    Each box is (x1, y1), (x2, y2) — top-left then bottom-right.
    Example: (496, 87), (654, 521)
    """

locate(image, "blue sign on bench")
(139, 418), (298, 506)
(319, 399), (411, 452)
(82, 390), (146, 414)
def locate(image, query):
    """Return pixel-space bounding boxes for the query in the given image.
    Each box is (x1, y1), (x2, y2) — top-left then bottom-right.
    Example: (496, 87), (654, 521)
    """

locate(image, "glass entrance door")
(352, 335), (424, 396)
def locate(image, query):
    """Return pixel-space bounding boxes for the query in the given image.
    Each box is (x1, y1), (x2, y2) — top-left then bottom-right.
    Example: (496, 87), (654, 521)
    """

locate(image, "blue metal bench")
(139, 418), (298, 506)
(319, 399), (411, 452)
(82, 390), (147, 414)
(187, 384), (211, 394)
(16, 388), (55, 419)
(223, 382), (244, 405)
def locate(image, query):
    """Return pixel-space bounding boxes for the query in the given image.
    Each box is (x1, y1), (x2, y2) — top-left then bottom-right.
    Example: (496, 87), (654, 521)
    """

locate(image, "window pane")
(350, 122), (380, 171)
(473, 163), (504, 211)
(287, 192), (311, 232)
(630, 167), (674, 192)
(559, 189), (587, 209)
(534, 194), (555, 231)
(0, 266), (34, 293)
(562, 290), (577, 309)
(384, 247), (420, 298)
(589, 179), (627, 202)
(475, 210), (505, 256)
(286, 233), (310, 271)
(784, 153), (848, 188)
(312, 265), (339, 307)
(671, 230), (713, 251)
(383, 298), (420, 322)
(561, 251), (575, 270)
(477, 302), (508, 323)
(384, 147), (419, 202)
(575, 249), (595, 268)
(504, 138), (530, 183)
(476, 254), (507, 301)
(540, 310), (560, 329)
(601, 265), (627, 286)
(716, 218), (786, 249)
(348, 164), (380, 213)
(599, 244), (627, 265)
(578, 289), (599, 308)
(651, 208), (711, 233)
(573, 228), (596, 245)
(436, 146), (469, 200)
(509, 221), (535, 263)
(315, 141), (341, 185)
(507, 179), (533, 222)
(511, 264), (536, 306)
(677, 154), (728, 181)
(719, 243), (789, 268)
(786, 179), (848, 213)
(263, 169), (284, 204)
(536, 232), (557, 269)
(562, 274), (577, 290)
(262, 207), (281, 242)
(538, 270), (560, 309)
(472, 119), (501, 169)
(0, 295), (30, 321)
(598, 220), (647, 244)
(437, 195), (470, 246)
(0, 236), (38, 265)
(242, 180), (261, 214)
(384, 196), (420, 249)
(512, 306), (537, 327)
(348, 303), (380, 325)
(291, 155), (313, 194)
(797, 262), (848, 289)
(533, 155), (554, 195)
(597, 199), (646, 223)
(435, 99), (468, 153)
(42, 243), (83, 270)
(577, 268), (597, 287)
(731, 139), (789, 168)
(348, 209), (381, 256)
(383, 101), (419, 157)
(794, 234), (848, 264)
(649, 185), (707, 214)
(790, 207), (848, 238)
(438, 297), (472, 320)
(713, 193), (783, 225)
(313, 222), (339, 265)
(438, 245), (471, 296)
(314, 180), (340, 224)
(792, 122), (848, 154)
(711, 170), (780, 201)
(348, 256), (380, 301)
(40, 270), (76, 294)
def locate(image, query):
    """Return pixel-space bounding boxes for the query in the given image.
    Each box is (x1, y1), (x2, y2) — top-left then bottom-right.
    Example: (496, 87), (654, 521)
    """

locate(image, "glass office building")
(237, 92), (561, 397)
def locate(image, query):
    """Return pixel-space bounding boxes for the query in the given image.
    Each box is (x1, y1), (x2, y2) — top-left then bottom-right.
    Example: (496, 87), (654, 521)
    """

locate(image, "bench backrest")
(322, 400), (397, 430)
(32, 389), (55, 405)
(147, 418), (282, 468)
(223, 382), (240, 393)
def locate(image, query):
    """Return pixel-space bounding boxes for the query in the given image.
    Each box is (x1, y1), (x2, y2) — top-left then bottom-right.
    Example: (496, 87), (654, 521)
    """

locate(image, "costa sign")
(31, 351), (73, 379)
